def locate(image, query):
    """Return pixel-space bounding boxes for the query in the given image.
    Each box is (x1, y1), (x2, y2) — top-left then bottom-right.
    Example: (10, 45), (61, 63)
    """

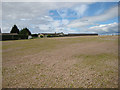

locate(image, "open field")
(2, 36), (118, 88)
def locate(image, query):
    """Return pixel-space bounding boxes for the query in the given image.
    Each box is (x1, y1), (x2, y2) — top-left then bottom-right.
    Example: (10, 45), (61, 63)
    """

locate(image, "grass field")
(2, 36), (118, 88)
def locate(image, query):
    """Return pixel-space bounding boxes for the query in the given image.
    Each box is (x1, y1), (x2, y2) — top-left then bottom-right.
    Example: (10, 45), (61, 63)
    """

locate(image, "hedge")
(47, 35), (64, 38)
(31, 34), (38, 37)
(1, 35), (28, 41)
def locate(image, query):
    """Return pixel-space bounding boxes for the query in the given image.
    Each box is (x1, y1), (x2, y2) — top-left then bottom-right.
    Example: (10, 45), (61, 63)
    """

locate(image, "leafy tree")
(10, 25), (19, 34)
(19, 28), (31, 35)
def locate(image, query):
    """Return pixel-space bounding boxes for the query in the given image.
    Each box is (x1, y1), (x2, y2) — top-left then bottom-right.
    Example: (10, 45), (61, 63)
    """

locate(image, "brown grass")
(2, 36), (118, 88)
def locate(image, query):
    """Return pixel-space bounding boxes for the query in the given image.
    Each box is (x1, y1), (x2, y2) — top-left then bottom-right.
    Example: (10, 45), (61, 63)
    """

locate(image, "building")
(1, 33), (29, 41)
(0, 33), (18, 35)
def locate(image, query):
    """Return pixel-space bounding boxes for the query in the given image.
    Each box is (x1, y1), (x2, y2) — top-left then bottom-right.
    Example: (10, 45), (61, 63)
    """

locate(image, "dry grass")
(2, 36), (118, 88)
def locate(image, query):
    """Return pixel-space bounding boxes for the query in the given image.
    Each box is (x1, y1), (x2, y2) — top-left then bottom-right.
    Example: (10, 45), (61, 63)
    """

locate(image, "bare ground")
(2, 36), (118, 88)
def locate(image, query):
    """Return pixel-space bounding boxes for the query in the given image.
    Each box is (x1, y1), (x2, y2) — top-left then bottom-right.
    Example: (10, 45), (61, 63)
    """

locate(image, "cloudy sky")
(2, 1), (119, 35)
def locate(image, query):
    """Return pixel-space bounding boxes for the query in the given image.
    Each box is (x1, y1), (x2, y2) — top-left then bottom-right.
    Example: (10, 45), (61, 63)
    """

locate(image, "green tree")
(19, 28), (31, 35)
(10, 25), (19, 34)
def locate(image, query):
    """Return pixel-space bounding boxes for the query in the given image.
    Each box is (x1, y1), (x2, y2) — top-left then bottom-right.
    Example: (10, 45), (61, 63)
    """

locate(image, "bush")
(31, 34), (38, 37)
(40, 35), (44, 38)
(47, 34), (52, 37)
(18, 35), (28, 39)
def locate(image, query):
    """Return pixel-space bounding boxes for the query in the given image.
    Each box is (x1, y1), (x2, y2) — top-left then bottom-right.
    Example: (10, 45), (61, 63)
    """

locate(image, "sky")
(1, 1), (119, 35)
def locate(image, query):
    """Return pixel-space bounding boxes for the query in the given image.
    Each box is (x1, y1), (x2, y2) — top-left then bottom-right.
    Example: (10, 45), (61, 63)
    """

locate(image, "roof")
(1, 33), (18, 35)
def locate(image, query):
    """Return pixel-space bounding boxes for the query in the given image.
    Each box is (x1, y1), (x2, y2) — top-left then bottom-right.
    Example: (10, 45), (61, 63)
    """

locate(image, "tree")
(0, 28), (1, 33)
(19, 28), (31, 35)
(10, 25), (19, 34)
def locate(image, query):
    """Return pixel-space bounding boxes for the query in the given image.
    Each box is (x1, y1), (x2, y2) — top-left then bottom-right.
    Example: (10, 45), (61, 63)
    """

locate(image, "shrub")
(40, 35), (44, 38)
(47, 34), (52, 37)
(18, 35), (28, 39)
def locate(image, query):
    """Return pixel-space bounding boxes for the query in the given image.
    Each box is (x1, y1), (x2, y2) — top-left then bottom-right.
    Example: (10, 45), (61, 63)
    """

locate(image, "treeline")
(2, 25), (33, 41)
(10, 25), (31, 35)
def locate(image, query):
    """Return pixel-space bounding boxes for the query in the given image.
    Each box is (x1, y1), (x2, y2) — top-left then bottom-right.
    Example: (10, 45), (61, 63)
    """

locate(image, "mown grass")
(2, 36), (118, 88)
(2, 36), (100, 58)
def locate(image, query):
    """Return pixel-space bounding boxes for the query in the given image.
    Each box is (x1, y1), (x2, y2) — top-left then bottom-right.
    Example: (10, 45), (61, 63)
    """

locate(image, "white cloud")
(3, 2), (89, 33)
(57, 9), (68, 18)
(37, 24), (51, 31)
(88, 22), (118, 34)
(0, 2), (2, 27)
(67, 5), (118, 28)
(2, 0), (119, 2)
(66, 22), (118, 34)
(43, 16), (53, 22)
(74, 4), (88, 17)
(32, 19), (70, 33)
(2, 2), (118, 35)
(67, 21), (97, 28)
(2, 2), (81, 23)
(3, 2), (89, 21)
(81, 6), (118, 22)
(1, 26), (10, 33)
(20, 18), (31, 21)
(62, 19), (69, 25)
(2, 2), (50, 20)
(56, 3), (92, 19)
(95, 8), (104, 15)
